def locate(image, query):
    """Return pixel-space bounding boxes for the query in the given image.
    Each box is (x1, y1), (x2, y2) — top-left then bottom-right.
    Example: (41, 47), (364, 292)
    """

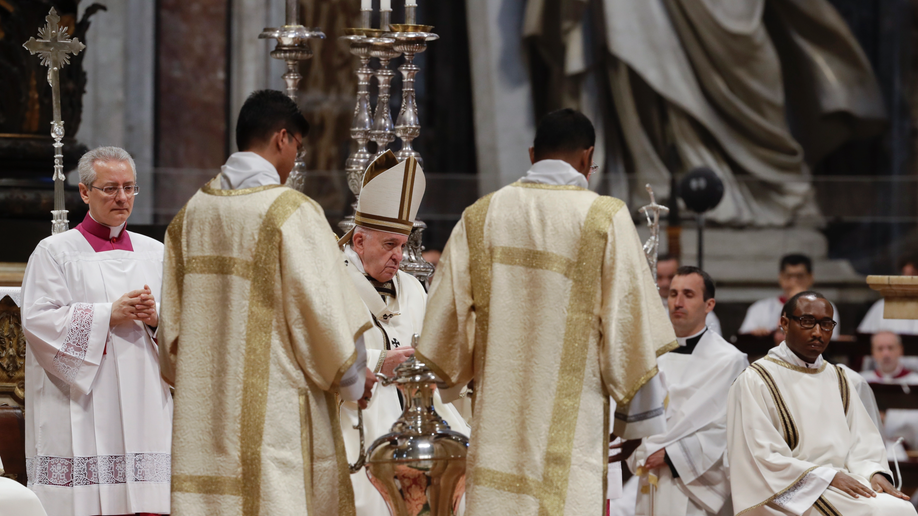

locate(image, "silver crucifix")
(638, 184), (670, 286)
(23, 8), (86, 235)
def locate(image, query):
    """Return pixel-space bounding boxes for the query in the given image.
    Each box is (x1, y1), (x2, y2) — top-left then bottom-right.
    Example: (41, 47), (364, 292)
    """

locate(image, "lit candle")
(361, 0), (371, 10)
(381, 0), (392, 10)
(406, 0), (417, 6)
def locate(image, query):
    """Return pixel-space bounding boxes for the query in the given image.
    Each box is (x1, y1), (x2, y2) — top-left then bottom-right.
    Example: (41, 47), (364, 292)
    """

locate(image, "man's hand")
(381, 347), (415, 377)
(359, 367), (377, 409)
(110, 289), (146, 326)
(871, 473), (910, 500)
(136, 285), (158, 328)
(644, 449), (666, 470)
(831, 471), (876, 498)
(608, 438), (641, 464)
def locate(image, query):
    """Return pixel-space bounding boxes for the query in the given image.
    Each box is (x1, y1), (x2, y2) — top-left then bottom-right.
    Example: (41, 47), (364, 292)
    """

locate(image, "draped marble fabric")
(417, 182), (676, 515)
(522, 0), (885, 225)
(160, 179), (372, 516)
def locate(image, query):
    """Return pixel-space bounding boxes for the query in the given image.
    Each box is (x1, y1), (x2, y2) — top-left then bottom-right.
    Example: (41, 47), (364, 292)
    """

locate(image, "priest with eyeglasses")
(21, 147), (172, 516)
(727, 291), (916, 516)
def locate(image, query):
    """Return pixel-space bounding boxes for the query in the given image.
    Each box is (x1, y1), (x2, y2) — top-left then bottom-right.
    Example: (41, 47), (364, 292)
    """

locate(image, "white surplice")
(739, 297), (840, 338)
(629, 328), (748, 516)
(727, 342), (916, 516)
(858, 298), (918, 335)
(21, 225), (172, 516)
(340, 246), (469, 516)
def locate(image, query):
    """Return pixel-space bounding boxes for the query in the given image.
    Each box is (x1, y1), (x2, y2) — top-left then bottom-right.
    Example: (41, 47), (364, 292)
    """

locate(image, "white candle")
(406, 0), (417, 6)
(361, 0), (371, 10)
(381, 0), (392, 10)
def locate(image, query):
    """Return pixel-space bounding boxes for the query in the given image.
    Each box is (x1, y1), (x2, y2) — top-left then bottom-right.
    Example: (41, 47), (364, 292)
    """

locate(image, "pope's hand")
(135, 284), (158, 328)
(644, 449), (666, 470)
(831, 471), (876, 498)
(381, 347), (415, 377)
(110, 289), (147, 326)
(359, 367), (377, 409)
(871, 473), (910, 500)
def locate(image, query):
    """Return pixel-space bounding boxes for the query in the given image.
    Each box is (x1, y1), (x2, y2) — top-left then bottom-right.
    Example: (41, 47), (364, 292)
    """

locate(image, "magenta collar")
(76, 212), (133, 252)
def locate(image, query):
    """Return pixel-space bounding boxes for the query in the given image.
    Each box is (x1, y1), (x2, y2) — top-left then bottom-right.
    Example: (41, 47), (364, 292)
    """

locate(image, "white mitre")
(339, 149), (425, 245)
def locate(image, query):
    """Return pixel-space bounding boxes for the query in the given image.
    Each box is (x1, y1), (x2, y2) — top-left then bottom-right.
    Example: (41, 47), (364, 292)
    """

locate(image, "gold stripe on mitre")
(354, 211), (414, 235)
(399, 157), (418, 221)
(362, 150), (400, 186)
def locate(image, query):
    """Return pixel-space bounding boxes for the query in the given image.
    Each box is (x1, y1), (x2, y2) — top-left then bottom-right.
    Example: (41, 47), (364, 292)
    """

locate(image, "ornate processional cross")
(23, 8), (86, 234)
(639, 184), (670, 287)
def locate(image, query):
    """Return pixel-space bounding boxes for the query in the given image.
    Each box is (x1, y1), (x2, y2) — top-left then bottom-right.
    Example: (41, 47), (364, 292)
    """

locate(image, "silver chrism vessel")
(365, 352), (468, 516)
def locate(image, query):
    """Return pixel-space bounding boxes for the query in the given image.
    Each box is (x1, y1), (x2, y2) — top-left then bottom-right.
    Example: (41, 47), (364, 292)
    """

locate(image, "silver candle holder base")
(259, 25), (325, 192)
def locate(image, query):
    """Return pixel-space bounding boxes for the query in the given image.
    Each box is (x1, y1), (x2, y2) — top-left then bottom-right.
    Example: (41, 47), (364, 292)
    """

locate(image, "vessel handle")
(348, 407), (367, 473)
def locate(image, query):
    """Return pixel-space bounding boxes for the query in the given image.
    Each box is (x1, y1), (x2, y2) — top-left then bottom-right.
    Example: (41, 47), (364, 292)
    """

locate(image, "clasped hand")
(110, 285), (158, 328)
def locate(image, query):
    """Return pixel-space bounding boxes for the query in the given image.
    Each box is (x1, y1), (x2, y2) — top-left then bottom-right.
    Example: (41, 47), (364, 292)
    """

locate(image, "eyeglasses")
(788, 314), (837, 332)
(289, 133), (303, 151)
(89, 184), (139, 197)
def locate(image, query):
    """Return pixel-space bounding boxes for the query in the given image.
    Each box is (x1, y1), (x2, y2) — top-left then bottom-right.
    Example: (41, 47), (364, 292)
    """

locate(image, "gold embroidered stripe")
(326, 391), (356, 515)
(165, 205), (187, 300)
(185, 255), (254, 280)
(763, 355), (827, 374)
(539, 196), (620, 515)
(835, 365), (850, 415)
(201, 178), (283, 196)
(749, 363), (799, 449)
(299, 391), (316, 515)
(399, 157), (417, 220)
(491, 246), (576, 279)
(465, 193), (495, 409)
(474, 468), (542, 499)
(814, 495), (841, 516)
(239, 189), (305, 514)
(172, 475), (243, 496)
(511, 181), (586, 191)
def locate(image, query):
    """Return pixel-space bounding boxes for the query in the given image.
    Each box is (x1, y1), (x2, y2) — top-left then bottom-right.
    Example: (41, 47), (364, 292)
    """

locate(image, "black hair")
(781, 290), (828, 317)
(780, 253), (812, 274)
(674, 265), (715, 301)
(235, 90), (310, 151)
(532, 108), (595, 160)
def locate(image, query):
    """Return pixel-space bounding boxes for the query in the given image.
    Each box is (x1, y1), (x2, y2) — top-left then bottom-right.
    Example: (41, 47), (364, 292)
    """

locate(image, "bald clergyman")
(727, 291), (916, 516)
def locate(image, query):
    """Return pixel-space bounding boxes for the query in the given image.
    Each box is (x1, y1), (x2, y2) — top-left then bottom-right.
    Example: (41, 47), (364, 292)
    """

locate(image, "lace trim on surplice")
(51, 303), (95, 384)
(26, 453), (171, 487)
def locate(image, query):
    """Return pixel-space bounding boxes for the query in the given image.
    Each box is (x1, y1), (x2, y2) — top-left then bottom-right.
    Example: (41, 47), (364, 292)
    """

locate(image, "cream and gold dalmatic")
(417, 183), (676, 516)
(160, 180), (372, 516)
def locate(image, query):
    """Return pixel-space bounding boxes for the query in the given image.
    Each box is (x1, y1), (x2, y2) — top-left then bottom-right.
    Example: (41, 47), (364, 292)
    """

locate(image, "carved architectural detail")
(0, 296), (26, 405)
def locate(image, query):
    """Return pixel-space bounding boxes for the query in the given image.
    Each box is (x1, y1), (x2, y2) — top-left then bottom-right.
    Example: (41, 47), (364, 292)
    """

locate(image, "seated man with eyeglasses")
(727, 291), (915, 516)
(20, 146), (173, 516)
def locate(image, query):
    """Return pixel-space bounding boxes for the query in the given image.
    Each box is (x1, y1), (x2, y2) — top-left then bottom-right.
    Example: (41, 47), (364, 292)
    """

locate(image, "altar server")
(21, 146), (172, 515)
(658, 255), (722, 335)
(739, 254), (840, 337)
(160, 90), (373, 516)
(629, 266), (747, 516)
(338, 150), (469, 516)
(416, 109), (675, 516)
(727, 291), (915, 516)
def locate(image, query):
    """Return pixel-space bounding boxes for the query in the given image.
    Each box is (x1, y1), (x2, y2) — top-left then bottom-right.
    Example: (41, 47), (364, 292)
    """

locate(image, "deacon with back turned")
(160, 90), (374, 516)
(417, 108), (676, 516)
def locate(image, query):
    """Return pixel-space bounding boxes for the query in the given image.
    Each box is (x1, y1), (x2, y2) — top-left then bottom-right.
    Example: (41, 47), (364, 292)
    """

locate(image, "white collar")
(220, 152), (281, 190)
(89, 212), (126, 239)
(676, 326), (707, 347)
(877, 364), (908, 379)
(770, 341), (824, 369)
(344, 245), (367, 274)
(519, 159), (589, 189)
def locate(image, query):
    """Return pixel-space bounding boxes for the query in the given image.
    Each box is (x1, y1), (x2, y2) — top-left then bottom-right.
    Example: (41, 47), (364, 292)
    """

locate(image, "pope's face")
(78, 160), (135, 227)
(354, 229), (408, 282)
(781, 296), (833, 363)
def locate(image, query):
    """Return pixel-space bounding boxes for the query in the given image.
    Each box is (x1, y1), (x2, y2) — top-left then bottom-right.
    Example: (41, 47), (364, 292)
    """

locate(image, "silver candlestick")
(23, 8), (86, 235)
(391, 25), (438, 165)
(259, 1), (324, 192)
(368, 35), (399, 157)
(339, 27), (375, 235)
